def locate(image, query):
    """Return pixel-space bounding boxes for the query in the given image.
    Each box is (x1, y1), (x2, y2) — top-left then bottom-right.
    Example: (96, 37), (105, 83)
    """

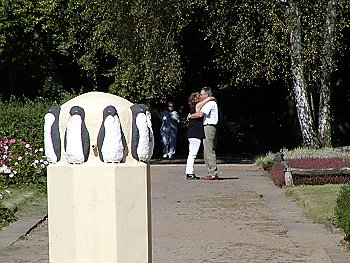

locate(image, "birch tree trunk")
(318, 1), (335, 147)
(287, 0), (318, 148)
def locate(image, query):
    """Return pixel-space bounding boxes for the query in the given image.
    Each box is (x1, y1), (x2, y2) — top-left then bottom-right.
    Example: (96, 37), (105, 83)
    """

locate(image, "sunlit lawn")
(285, 184), (342, 223)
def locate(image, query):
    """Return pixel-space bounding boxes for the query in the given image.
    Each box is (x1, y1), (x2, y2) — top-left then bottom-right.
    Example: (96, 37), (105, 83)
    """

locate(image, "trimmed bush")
(0, 92), (76, 190)
(0, 97), (50, 147)
(334, 182), (350, 245)
(0, 201), (16, 229)
(0, 189), (16, 228)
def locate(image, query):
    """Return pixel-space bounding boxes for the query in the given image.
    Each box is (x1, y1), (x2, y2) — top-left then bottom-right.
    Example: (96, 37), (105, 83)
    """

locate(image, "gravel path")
(1, 163), (350, 262)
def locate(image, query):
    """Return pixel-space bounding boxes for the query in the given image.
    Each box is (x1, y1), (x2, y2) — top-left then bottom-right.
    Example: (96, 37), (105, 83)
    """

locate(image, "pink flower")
(10, 139), (16, 144)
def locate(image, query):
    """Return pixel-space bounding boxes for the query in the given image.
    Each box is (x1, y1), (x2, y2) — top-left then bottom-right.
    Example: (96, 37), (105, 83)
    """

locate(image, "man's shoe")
(162, 154), (168, 158)
(202, 175), (219, 180)
(186, 174), (200, 180)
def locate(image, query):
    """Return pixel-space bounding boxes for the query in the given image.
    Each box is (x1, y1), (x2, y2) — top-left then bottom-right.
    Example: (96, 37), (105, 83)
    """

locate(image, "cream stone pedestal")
(47, 162), (152, 263)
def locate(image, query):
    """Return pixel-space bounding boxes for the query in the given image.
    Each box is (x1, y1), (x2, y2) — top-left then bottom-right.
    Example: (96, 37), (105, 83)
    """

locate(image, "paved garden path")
(1, 163), (350, 262)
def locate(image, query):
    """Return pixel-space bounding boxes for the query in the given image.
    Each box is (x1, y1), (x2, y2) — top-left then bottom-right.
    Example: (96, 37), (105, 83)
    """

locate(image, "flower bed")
(269, 157), (350, 187)
(0, 136), (48, 190)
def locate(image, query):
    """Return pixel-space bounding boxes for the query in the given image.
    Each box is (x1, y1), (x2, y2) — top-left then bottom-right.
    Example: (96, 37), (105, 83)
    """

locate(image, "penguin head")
(47, 105), (61, 117)
(103, 105), (118, 119)
(130, 104), (149, 115)
(69, 106), (85, 119)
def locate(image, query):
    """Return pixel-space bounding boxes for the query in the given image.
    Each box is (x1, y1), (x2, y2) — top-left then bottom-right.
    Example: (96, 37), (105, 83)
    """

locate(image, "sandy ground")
(1, 164), (350, 262)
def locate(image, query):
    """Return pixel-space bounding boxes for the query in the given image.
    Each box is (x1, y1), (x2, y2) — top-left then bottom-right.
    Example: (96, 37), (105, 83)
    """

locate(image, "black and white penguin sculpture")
(44, 105), (61, 163)
(130, 104), (154, 162)
(97, 105), (124, 163)
(64, 106), (90, 164)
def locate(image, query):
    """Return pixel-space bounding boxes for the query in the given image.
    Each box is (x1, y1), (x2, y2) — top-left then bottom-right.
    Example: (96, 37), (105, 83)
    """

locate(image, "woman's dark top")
(187, 107), (205, 139)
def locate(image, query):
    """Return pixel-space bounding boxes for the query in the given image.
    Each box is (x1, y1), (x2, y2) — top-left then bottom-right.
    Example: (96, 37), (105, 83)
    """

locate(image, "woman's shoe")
(186, 174), (200, 180)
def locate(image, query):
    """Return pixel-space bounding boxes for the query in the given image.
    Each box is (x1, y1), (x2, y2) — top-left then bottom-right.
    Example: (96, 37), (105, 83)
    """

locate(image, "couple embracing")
(185, 87), (219, 180)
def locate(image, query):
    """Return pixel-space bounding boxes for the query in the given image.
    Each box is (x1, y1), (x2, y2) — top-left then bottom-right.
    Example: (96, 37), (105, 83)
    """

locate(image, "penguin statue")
(44, 105), (61, 163)
(130, 104), (154, 162)
(97, 105), (124, 163)
(64, 106), (90, 164)
(145, 109), (154, 159)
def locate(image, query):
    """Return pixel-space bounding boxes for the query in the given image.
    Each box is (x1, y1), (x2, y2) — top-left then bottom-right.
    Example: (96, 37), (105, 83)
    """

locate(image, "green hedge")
(0, 97), (51, 147)
(0, 91), (76, 146)
(0, 93), (77, 190)
(334, 182), (350, 246)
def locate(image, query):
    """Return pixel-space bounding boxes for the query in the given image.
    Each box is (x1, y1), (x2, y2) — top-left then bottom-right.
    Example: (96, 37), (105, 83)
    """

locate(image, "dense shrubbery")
(0, 136), (48, 190)
(334, 182), (350, 246)
(0, 92), (76, 191)
(0, 98), (52, 190)
(0, 201), (16, 229)
(0, 98), (49, 147)
(0, 189), (16, 229)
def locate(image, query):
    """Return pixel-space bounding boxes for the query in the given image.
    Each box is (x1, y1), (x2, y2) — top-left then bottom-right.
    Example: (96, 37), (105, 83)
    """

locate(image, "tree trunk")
(318, 1), (335, 147)
(287, 0), (319, 148)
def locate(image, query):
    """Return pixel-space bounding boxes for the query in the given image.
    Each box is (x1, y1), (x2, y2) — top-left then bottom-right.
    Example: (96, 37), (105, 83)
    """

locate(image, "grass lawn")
(285, 184), (342, 224)
(0, 187), (46, 229)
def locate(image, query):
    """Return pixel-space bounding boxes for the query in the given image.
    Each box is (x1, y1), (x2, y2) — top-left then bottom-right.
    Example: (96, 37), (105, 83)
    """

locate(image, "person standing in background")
(160, 102), (180, 159)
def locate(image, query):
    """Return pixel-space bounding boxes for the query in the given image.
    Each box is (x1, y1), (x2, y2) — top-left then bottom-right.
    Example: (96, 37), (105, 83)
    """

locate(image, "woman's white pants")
(185, 138), (201, 175)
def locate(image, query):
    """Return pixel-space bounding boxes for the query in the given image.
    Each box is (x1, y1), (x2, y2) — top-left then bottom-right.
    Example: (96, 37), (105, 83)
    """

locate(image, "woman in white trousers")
(185, 92), (214, 180)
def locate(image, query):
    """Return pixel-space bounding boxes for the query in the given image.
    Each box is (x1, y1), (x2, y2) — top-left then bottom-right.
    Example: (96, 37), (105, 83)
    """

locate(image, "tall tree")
(0, 0), (61, 99)
(49, 0), (187, 104)
(318, 1), (336, 147)
(204, 0), (350, 148)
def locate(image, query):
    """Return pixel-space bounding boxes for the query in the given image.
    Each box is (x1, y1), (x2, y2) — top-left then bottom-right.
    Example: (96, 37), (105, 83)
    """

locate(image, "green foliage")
(0, 188), (16, 228)
(204, 0), (350, 89)
(0, 135), (48, 190)
(206, 0), (290, 87)
(0, 201), (16, 229)
(254, 151), (276, 170)
(0, 97), (49, 146)
(0, 0), (61, 97)
(334, 182), (350, 245)
(48, 0), (186, 104)
(0, 96), (56, 190)
(1, 0), (350, 151)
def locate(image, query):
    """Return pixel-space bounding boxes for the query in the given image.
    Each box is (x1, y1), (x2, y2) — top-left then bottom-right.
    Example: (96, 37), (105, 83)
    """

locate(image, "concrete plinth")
(47, 162), (151, 263)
